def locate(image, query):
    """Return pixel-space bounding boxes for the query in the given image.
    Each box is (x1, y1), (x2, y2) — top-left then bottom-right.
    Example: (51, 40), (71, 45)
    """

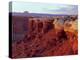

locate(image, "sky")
(11, 1), (78, 15)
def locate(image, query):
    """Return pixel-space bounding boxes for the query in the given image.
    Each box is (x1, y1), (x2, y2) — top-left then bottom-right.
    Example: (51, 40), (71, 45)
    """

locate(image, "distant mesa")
(11, 11), (77, 17)
(24, 11), (29, 13)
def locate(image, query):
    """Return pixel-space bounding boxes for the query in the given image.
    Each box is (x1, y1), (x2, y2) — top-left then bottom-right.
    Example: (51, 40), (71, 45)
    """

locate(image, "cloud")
(43, 5), (78, 15)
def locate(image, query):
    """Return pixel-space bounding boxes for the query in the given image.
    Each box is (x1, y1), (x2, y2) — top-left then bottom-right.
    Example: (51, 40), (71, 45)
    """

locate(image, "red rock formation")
(12, 16), (78, 58)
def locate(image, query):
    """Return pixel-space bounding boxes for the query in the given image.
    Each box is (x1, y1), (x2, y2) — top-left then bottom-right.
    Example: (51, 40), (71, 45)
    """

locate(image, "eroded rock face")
(12, 15), (78, 58)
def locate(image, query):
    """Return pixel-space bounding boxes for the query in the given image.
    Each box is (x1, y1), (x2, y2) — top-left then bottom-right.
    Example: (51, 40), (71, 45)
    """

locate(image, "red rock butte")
(11, 15), (78, 58)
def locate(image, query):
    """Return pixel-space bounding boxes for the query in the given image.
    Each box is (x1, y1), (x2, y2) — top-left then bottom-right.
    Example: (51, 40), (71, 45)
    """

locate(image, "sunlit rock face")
(53, 18), (64, 31)
(64, 20), (78, 33)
